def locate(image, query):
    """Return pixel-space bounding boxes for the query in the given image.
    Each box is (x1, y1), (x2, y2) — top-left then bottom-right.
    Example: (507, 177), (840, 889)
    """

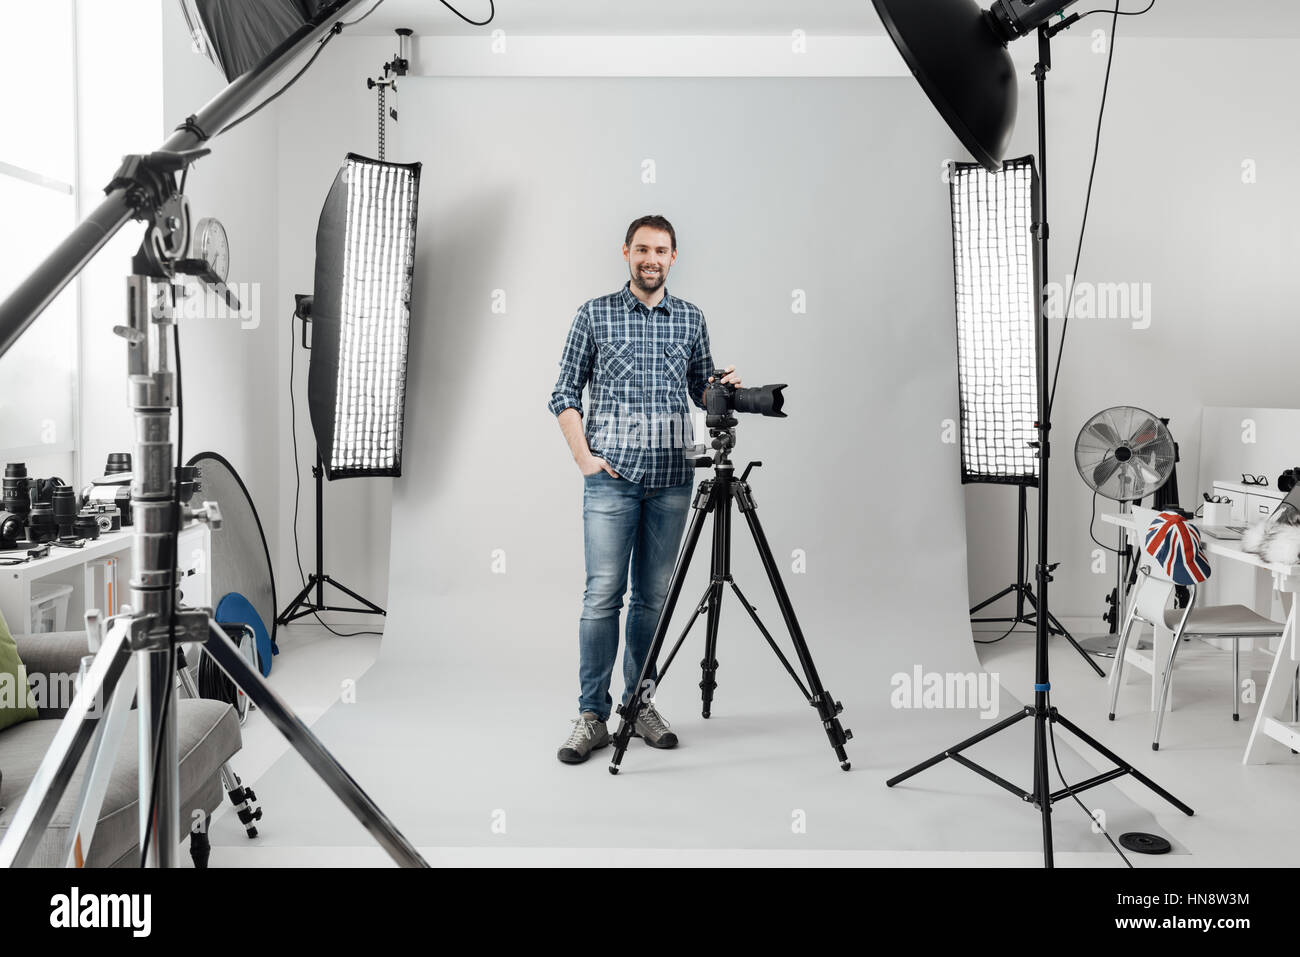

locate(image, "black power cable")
(439, 0), (494, 26)
(1045, 690), (1134, 867)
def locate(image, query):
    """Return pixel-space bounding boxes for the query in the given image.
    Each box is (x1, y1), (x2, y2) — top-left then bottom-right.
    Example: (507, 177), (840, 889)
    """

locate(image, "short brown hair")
(624, 214), (676, 251)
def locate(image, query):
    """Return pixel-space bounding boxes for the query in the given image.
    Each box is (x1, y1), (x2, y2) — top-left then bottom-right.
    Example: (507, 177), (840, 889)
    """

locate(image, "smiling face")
(623, 226), (677, 295)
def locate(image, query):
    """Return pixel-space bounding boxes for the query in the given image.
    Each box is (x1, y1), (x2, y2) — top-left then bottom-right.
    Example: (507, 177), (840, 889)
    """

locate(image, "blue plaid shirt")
(548, 282), (714, 488)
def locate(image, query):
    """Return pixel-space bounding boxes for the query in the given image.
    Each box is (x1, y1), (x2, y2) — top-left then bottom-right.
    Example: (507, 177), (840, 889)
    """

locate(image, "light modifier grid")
(333, 156), (419, 476)
(950, 155), (1040, 486)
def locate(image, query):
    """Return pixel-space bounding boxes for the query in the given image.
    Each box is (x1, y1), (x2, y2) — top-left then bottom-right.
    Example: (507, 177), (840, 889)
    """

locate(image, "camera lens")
(52, 486), (77, 538)
(732, 384), (788, 418)
(3, 462), (31, 516)
(27, 490), (56, 544)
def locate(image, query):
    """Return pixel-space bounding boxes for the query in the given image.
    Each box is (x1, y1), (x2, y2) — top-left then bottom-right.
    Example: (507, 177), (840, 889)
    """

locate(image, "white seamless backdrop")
(209, 77), (1174, 854)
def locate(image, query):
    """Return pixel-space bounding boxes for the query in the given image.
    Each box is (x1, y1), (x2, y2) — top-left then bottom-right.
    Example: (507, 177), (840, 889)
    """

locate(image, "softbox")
(307, 153), (422, 479)
(180, 0), (339, 82)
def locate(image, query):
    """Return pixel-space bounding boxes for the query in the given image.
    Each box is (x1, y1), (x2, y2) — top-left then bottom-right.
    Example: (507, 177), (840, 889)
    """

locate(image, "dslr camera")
(703, 369), (787, 428)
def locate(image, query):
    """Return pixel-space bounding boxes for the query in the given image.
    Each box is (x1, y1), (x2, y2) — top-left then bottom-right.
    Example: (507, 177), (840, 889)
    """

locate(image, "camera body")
(703, 369), (787, 428)
(1278, 467), (1300, 494)
(81, 503), (123, 534)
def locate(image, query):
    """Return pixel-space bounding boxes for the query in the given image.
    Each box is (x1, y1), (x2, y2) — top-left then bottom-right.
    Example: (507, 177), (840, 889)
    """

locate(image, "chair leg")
(1293, 666), (1298, 755)
(1153, 626), (1187, 750)
(1108, 612), (1138, 721)
(1233, 637), (1240, 722)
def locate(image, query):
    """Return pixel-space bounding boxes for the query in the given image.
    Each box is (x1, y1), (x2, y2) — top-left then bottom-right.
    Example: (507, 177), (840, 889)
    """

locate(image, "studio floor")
(188, 613), (1300, 868)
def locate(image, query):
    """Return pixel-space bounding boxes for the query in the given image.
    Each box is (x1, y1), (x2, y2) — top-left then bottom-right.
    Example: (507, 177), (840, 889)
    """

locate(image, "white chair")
(1109, 509), (1287, 750)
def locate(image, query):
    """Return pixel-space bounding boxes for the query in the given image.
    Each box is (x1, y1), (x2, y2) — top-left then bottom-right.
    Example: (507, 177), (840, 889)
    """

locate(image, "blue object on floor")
(216, 591), (276, 677)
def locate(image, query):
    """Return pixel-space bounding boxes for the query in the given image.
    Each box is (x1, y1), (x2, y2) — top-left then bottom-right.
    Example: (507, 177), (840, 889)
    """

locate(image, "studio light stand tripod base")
(606, 422), (852, 775)
(277, 452), (387, 626)
(969, 485), (1105, 677)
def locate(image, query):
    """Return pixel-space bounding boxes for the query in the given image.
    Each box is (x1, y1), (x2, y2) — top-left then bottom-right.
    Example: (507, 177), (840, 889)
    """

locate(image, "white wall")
(157, 0), (283, 557)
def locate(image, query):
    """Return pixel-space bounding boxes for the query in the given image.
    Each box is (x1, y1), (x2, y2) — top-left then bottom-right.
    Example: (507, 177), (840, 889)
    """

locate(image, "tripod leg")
(1051, 709), (1195, 815)
(202, 621), (428, 866)
(1034, 708), (1053, 868)
(969, 584), (1017, 617)
(1024, 590), (1107, 681)
(322, 575), (387, 616)
(220, 767), (263, 838)
(609, 480), (714, 774)
(276, 575), (320, 626)
(699, 572), (723, 719)
(62, 659), (139, 867)
(658, 582), (715, 681)
(177, 664), (263, 838)
(887, 706), (1032, 787)
(0, 621), (133, 868)
(736, 485), (852, 769)
(728, 581), (810, 699)
(139, 647), (181, 867)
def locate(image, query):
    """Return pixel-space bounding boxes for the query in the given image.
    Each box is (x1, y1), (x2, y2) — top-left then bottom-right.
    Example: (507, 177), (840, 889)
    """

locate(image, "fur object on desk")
(1241, 521), (1300, 565)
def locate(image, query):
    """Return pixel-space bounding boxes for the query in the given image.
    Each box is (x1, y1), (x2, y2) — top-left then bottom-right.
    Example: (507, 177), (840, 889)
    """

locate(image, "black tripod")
(277, 449), (386, 626)
(969, 485), (1104, 677)
(608, 421), (852, 774)
(888, 26), (1191, 866)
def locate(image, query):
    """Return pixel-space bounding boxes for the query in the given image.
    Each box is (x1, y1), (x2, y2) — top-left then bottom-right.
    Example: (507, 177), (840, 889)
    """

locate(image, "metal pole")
(315, 449), (325, 608)
(1032, 26), (1054, 868)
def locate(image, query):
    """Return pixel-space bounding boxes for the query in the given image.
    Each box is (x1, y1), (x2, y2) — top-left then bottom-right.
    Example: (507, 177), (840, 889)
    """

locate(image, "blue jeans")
(578, 471), (693, 721)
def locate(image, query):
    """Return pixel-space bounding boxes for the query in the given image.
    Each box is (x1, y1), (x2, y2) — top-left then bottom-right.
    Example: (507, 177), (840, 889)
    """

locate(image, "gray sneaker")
(634, 702), (679, 749)
(557, 711), (610, 764)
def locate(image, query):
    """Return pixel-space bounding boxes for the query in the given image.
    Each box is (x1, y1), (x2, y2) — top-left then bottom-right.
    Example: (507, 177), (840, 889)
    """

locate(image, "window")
(0, 1), (79, 484)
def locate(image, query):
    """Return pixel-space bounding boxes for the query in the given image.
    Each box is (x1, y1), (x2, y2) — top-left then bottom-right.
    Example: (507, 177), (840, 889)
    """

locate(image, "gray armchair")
(0, 632), (241, 867)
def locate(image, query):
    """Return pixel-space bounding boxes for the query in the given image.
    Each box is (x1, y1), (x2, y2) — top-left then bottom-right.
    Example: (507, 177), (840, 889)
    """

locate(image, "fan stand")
(1076, 499), (1142, 658)
(970, 485), (1105, 677)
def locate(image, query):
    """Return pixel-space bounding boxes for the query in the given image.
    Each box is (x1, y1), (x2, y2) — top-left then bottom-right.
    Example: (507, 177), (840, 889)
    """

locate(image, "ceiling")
(347, 0), (1300, 39)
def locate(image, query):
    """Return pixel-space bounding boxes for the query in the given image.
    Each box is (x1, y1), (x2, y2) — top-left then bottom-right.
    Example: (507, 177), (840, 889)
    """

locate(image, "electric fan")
(1074, 406), (1177, 656)
(1075, 406), (1176, 503)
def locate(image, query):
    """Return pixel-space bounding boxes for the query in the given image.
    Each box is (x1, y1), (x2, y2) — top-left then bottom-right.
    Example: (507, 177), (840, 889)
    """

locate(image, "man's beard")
(631, 265), (666, 293)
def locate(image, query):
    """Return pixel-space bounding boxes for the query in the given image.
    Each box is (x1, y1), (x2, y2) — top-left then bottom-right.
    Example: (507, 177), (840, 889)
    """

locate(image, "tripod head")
(684, 423), (762, 483)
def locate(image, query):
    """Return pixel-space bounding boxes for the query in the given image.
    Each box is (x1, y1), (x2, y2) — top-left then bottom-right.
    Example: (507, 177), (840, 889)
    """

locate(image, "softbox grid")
(308, 153), (421, 479)
(950, 155), (1040, 486)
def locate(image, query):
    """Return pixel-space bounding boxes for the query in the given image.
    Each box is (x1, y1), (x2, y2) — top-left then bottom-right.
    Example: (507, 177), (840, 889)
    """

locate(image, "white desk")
(1101, 512), (1299, 764)
(0, 524), (211, 634)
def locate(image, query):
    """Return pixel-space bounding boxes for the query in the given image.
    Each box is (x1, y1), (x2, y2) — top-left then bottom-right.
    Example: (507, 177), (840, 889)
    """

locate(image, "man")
(548, 214), (740, 764)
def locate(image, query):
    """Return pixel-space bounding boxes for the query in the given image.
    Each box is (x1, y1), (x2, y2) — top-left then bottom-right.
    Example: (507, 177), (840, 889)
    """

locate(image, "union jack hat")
(1144, 512), (1212, 585)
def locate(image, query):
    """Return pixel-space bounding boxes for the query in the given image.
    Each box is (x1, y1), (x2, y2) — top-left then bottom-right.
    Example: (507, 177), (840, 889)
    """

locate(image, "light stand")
(277, 447), (388, 625)
(970, 485), (1105, 676)
(877, 11), (1193, 866)
(279, 291), (387, 625)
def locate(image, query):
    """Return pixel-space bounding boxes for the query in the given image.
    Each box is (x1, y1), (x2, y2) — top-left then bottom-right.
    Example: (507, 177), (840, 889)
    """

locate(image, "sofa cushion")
(0, 697), (240, 866)
(0, 609), (38, 732)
